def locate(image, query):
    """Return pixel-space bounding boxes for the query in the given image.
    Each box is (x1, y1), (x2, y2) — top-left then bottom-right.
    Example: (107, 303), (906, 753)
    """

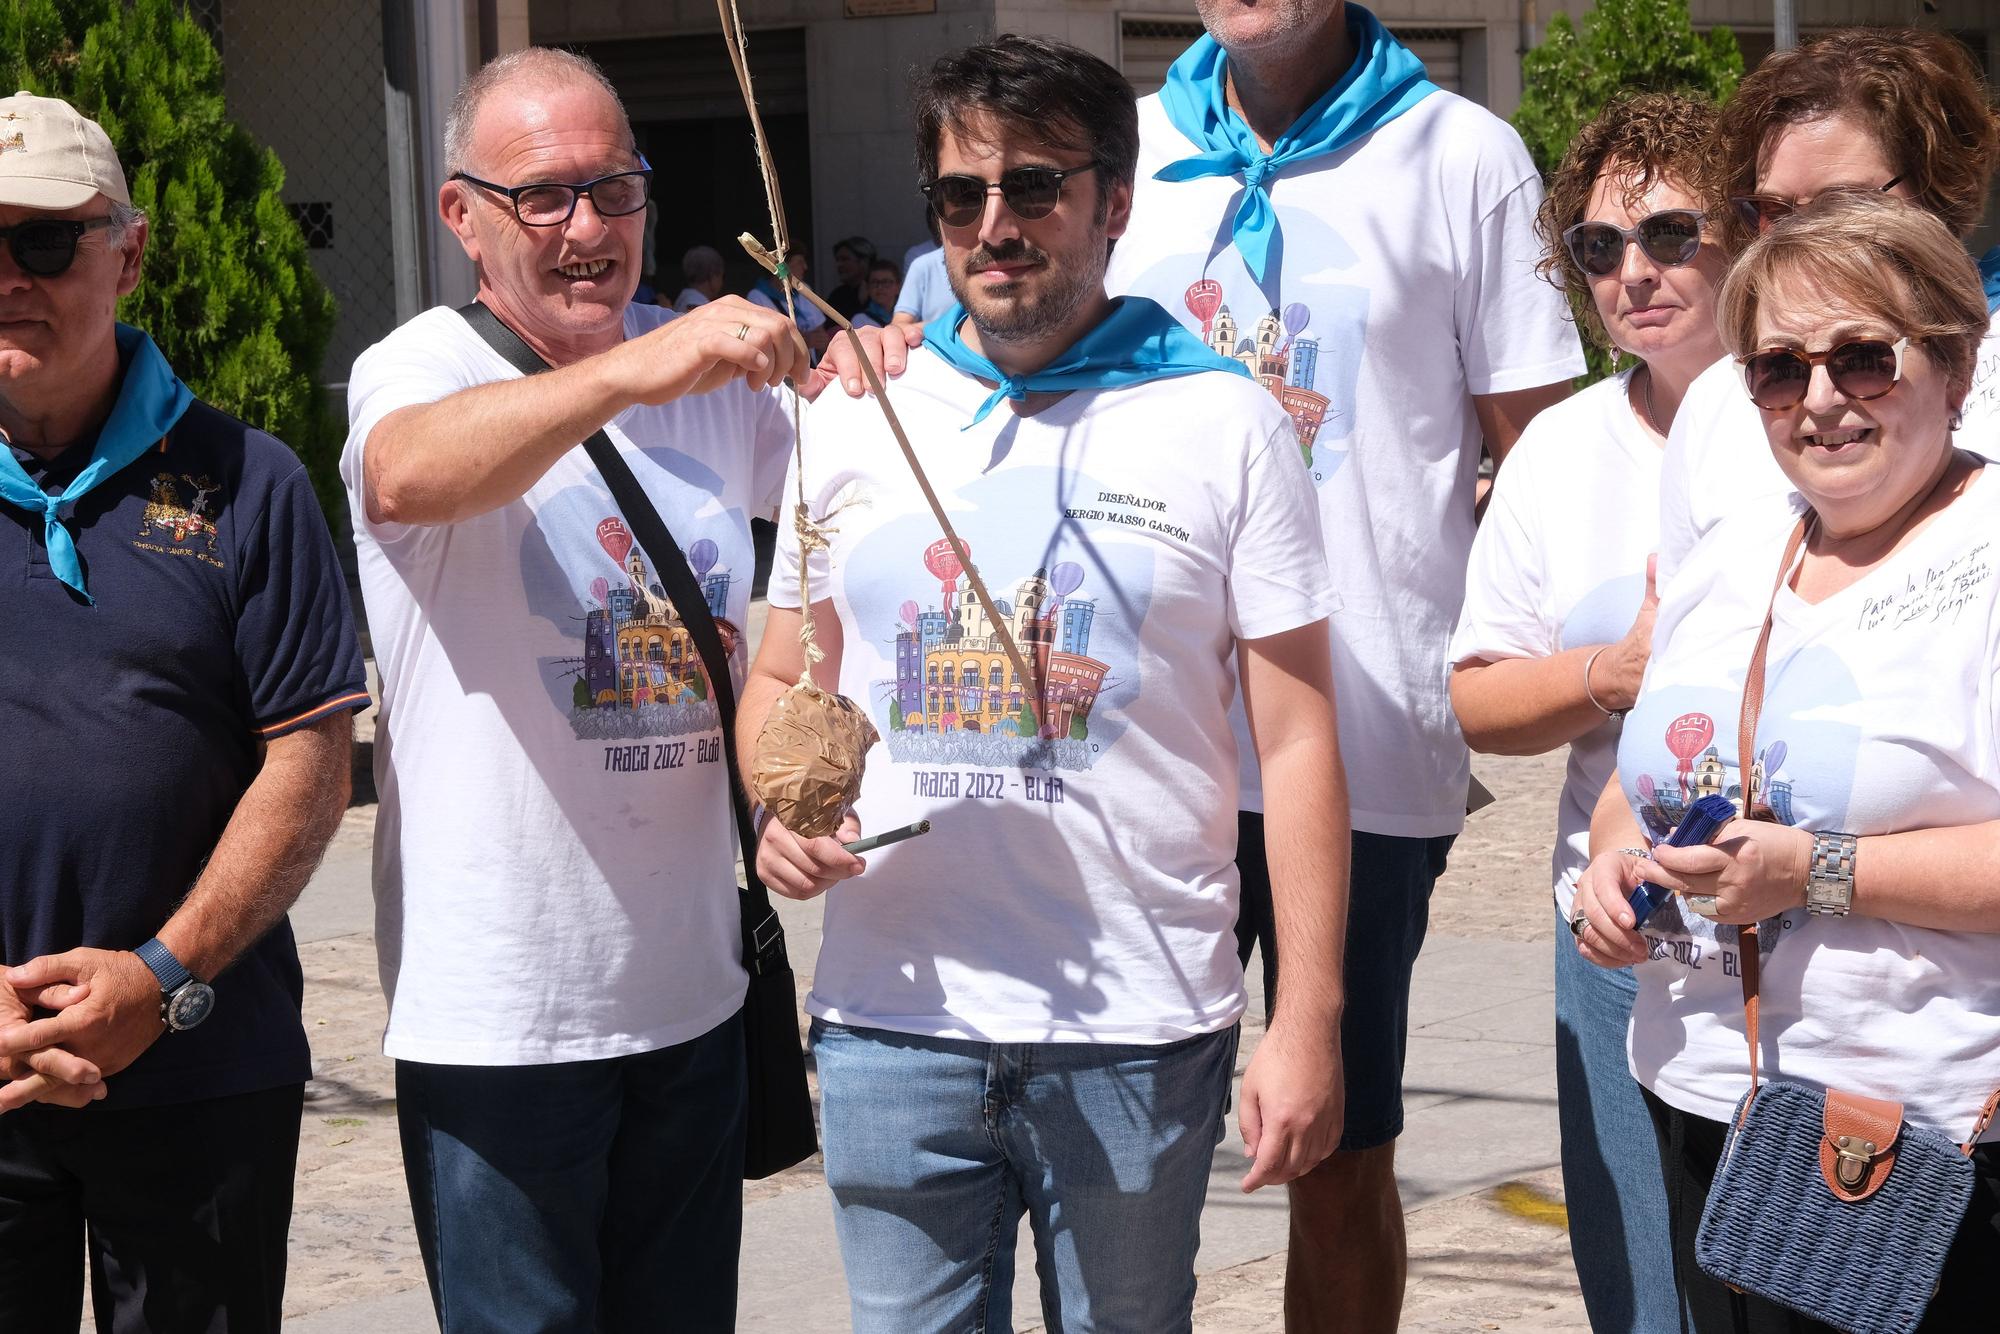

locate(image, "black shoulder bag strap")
(457, 300), (817, 1177)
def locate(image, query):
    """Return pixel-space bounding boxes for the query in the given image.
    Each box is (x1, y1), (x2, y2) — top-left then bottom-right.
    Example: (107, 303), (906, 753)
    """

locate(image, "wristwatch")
(134, 938), (216, 1032)
(1804, 832), (1858, 917)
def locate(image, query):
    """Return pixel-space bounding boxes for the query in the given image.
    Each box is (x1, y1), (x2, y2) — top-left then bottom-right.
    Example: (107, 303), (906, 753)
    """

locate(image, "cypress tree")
(0, 0), (340, 512)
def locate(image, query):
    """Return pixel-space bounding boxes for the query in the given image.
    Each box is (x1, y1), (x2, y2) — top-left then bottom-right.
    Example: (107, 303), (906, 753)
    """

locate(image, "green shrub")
(0, 0), (340, 515)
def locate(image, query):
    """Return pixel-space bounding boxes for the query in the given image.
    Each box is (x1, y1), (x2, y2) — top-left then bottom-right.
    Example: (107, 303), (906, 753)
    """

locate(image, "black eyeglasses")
(452, 158), (653, 226)
(1738, 337), (1915, 411)
(1562, 209), (1706, 277)
(1729, 175), (1904, 236)
(0, 216), (115, 277)
(920, 164), (1100, 228)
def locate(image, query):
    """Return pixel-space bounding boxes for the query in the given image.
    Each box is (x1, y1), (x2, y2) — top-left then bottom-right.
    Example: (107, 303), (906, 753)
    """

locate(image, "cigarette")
(842, 820), (932, 855)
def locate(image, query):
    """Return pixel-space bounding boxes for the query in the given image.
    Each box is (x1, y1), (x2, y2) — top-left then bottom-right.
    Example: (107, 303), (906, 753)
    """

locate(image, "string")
(714, 3), (1045, 729)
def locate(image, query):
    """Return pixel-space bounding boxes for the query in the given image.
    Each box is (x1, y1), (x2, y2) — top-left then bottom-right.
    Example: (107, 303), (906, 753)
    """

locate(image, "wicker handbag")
(1688, 514), (2000, 1333)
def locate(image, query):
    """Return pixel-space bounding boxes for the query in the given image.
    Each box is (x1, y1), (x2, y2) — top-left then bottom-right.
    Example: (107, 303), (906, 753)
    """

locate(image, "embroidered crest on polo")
(134, 472), (223, 555)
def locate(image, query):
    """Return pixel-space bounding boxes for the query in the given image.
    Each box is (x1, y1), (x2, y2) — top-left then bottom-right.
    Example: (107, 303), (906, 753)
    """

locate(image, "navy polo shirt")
(1, 398), (369, 1108)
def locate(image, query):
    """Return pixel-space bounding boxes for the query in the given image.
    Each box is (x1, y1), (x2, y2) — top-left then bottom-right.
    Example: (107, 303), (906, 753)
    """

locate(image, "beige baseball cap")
(0, 91), (129, 209)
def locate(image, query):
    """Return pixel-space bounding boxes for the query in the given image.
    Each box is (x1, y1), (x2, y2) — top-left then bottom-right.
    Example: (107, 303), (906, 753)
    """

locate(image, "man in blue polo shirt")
(0, 92), (368, 1332)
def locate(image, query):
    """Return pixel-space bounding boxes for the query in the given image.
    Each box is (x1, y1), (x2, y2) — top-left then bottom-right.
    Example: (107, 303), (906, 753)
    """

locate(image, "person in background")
(749, 243), (833, 354)
(1104, 3), (1585, 1324)
(850, 258), (900, 328)
(1657, 26), (2000, 585)
(1573, 190), (2000, 1334)
(891, 243), (953, 326)
(826, 235), (876, 318)
(676, 243), (726, 311)
(1449, 91), (1728, 1334)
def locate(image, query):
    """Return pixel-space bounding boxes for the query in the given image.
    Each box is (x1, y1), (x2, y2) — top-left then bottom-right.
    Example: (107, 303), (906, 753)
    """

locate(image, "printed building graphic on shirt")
(884, 540), (1114, 761)
(546, 515), (741, 740)
(1184, 280), (1332, 469)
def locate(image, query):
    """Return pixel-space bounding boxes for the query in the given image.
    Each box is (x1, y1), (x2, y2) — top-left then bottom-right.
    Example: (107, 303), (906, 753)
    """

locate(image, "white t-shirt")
(1619, 465), (2000, 1139)
(675, 287), (709, 311)
(1108, 91), (1587, 836)
(748, 282), (827, 333)
(774, 347), (1335, 1043)
(1657, 310), (2000, 586)
(893, 248), (955, 324)
(341, 303), (791, 1065)
(1449, 372), (1659, 918)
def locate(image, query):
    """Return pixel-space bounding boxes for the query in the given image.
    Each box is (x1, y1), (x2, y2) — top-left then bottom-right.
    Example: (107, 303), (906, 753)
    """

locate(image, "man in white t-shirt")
(1103, 2), (1585, 1325)
(340, 48), (810, 1331)
(741, 36), (1351, 1331)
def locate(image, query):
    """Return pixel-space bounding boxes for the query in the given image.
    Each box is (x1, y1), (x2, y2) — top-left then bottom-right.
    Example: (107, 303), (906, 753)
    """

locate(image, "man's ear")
(113, 215), (148, 298)
(439, 181), (481, 263)
(1103, 177), (1134, 243)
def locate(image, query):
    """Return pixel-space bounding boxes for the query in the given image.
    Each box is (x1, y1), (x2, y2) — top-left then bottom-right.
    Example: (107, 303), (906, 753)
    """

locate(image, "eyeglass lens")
(3, 220), (89, 276)
(1730, 176), (1904, 236)
(512, 172), (650, 225)
(927, 168), (1067, 227)
(1743, 340), (1903, 410)
(1566, 211), (1703, 276)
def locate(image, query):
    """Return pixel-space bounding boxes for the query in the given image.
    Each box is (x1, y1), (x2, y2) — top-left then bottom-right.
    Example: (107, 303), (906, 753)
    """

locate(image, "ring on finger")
(734, 323), (750, 340)
(1568, 909), (1589, 939)
(1685, 894), (1721, 919)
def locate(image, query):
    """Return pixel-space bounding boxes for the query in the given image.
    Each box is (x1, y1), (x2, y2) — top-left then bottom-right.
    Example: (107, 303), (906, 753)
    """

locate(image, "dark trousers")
(396, 1009), (748, 1334)
(0, 1082), (303, 1334)
(1643, 1085), (2000, 1333)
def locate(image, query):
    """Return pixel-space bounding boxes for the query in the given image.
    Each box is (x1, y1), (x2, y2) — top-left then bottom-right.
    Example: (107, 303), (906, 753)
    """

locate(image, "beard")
(948, 237), (1105, 346)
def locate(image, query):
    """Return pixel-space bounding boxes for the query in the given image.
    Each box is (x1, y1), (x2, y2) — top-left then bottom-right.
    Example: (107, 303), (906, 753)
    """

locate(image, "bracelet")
(1583, 647), (1627, 719)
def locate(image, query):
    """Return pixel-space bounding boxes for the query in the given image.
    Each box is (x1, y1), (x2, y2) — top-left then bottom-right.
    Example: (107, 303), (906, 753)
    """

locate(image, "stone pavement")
(261, 722), (1588, 1332)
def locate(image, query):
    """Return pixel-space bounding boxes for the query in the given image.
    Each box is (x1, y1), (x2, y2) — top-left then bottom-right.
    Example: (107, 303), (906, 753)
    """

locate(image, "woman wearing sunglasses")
(1657, 26), (2000, 584)
(1449, 92), (1724, 1334)
(1570, 191), (2000, 1332)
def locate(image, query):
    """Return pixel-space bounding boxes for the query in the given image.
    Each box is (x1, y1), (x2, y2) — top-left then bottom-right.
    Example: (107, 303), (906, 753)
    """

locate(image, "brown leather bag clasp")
(1818, 1089), (1903, 1200)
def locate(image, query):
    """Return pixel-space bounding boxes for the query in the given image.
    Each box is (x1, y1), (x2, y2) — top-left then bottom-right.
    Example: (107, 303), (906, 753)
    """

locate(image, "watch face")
(166, 981), (216, 1031)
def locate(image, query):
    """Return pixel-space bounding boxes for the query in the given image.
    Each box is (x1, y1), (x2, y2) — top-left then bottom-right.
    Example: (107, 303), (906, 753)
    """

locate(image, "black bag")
(458, 301), (819, 1179)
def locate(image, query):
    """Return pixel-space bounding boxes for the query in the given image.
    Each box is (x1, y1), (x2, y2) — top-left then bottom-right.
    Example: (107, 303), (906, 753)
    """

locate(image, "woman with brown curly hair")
(1450, 91), (1726, 1333)
(1658, 26), (2000, 583)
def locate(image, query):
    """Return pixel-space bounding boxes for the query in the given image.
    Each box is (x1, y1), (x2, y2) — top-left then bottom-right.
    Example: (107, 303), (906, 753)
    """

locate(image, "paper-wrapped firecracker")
(749, 681), (882, 839)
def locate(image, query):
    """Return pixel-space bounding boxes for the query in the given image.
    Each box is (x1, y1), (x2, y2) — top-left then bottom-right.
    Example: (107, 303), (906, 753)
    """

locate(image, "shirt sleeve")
(893, 259), (932, 319)
(1454, 165), (1588, 397)
(1227, 419), (1337, 640)
(752, 386), (796, 518)
(1449, 441), (1553, 665)
(235, 462), (371, 737)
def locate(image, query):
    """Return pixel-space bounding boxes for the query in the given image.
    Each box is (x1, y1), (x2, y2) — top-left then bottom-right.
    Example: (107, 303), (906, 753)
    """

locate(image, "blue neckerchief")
(1980, 246), (2000, 314)
(861, 299), (893, 325)
(1155, 3), (1439, 283)
(0, 324), (193, 602)
(755, 276), (790, 308)
(924, 295), (1250, 427)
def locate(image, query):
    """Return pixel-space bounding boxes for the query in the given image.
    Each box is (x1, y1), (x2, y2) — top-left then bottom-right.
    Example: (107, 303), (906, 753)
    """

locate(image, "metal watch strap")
(134, 937), (193, 993)
(1805, 831), (1858, 916)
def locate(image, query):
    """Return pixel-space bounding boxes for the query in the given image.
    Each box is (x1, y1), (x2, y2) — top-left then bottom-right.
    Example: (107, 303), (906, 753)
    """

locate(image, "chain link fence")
(186, 0), (398, 386)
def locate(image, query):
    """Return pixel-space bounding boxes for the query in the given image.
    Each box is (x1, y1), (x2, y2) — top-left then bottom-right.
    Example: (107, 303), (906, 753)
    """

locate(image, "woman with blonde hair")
(1573, 190), (2000, 1332)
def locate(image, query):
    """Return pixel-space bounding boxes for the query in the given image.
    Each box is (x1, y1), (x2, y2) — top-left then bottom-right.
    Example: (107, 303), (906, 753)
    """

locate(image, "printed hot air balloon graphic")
(1184, 280), (1223, 338)
(1751, 739), (1791, 822)
(598, 516), (635, 583)
(589, 576), (610, 609)
(899, 600), (919, 630)
(1281, 302), (1310, 352)
(924, 537), (966, 620)
(1665, 712), (1716, 801)
(688, 538), (718, 578)
(1043, 561), (1084, 621)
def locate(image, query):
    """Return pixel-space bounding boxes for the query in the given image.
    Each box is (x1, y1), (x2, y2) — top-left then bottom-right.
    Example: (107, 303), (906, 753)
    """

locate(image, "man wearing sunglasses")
(1100, 3), (1585, 1327)
(0, 93), (369, 1332)
(741, 36), (1350, 1330)
(340, 47), (827, 1331)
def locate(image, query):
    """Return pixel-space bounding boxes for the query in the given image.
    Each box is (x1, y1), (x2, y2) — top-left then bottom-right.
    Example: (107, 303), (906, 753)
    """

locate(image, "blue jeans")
(1554, 906), (1681, 1334)
(396, 1010), (746, 1333)
(811, 1019), (1238, 1333)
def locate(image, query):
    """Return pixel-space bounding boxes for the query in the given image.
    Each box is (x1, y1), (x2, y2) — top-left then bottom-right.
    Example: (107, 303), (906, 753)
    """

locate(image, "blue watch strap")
(134, 937), (193, 994)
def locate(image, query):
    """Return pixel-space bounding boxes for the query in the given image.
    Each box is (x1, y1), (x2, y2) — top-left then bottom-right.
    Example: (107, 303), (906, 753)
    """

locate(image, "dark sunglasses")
(452, 157), (653, 227)
(1562, 209), (1706, 277)
(920, 163), (1100, 228)
(1729, 175), (1904, 236)
(1738, 336), (1914, 411)
(0, 216), (115, 277)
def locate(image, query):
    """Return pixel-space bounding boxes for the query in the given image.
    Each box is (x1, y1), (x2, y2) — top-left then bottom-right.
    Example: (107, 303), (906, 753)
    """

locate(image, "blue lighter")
(1628, 794), (1738, 926)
